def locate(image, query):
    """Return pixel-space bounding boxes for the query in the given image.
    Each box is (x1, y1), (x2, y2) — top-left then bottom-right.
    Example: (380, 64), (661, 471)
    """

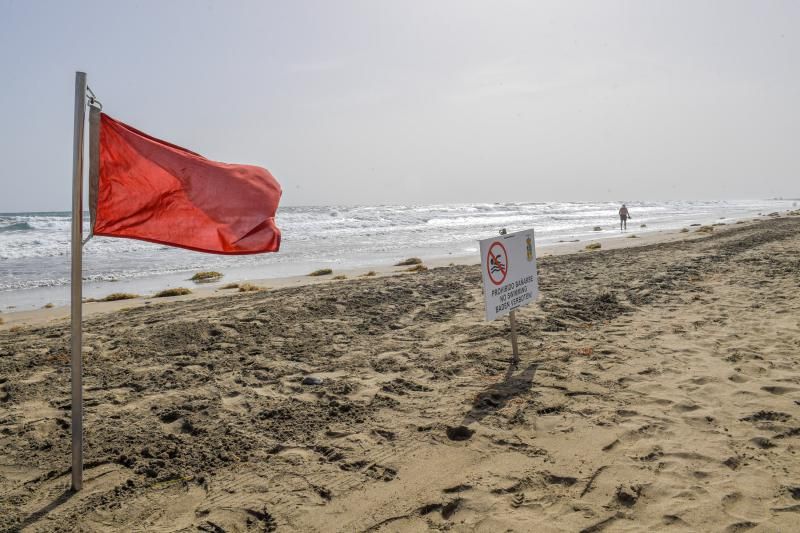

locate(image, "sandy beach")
(1, 215), (799, 532)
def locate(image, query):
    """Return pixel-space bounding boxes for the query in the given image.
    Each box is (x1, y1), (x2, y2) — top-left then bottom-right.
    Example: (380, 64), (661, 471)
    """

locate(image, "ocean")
(0, 199), (794, 310)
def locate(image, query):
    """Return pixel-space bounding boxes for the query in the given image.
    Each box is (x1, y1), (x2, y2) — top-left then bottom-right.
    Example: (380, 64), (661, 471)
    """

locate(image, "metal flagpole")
(71, 71), (87, 492)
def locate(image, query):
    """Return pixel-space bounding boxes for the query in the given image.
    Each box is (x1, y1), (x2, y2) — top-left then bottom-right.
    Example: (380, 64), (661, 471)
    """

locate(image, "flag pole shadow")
(19, 489), (75, 529)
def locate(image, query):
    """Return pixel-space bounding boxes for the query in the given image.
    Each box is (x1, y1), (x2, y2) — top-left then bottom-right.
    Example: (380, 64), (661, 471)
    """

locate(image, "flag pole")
(70, 71), (87, 492)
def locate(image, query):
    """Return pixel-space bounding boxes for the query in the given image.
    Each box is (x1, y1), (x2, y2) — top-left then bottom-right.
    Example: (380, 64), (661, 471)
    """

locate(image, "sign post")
(479, 228), (539, 366)
(509, 309), (519, 365)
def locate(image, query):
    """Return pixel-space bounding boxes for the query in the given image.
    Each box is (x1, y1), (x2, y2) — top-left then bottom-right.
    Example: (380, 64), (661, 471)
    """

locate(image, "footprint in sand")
(365, 464), (397, 482)
(511, 492), (525, 508)
(722, 492), (744, 509)
(749, 437), (776, 449)
(673, 402), (701, 413)
(689, 376), (716, 385)
(446, 425), (474, 441)
(761, 385), (798, 395)
(418, 498), (462, 520)
(724, 522), (759, 532)
(722, 491), (770, 525)
(649, 398), (673, 406)
(741, 411), (791, 423)
(442, 484), (472, 494)
(662, 514), (689, 526)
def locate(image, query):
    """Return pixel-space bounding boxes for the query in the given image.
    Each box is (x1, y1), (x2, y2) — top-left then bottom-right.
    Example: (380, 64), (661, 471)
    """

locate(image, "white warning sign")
(479, 228), (539, 321)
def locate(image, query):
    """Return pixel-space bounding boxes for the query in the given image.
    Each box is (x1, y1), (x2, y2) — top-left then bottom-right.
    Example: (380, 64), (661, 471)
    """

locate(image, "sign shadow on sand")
(461, 362), (538, 426)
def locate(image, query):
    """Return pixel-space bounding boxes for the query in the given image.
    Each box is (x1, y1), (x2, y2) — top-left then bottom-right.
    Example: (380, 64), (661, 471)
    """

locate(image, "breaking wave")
(0, 222), (34, 232)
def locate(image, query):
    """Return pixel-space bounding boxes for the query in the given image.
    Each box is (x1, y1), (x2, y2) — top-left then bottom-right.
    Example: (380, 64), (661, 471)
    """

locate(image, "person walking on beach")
(619, 204), (631, 231)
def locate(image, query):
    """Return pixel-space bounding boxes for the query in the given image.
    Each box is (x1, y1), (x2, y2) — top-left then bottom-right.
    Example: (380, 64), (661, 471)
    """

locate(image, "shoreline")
(0, 217), (759, 329)
(2, 201), (794, 313)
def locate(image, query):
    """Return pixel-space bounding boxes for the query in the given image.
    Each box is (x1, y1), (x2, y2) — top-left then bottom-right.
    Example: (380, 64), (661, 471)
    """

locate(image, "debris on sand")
(191, 271), (223, 283)
(86, 293), (139, 302)
(446, 425), (474, 441)
(395, 257), (422, 266)
(154, 287), (192, 298)
(302, 376), (324, 386)
(615, 485), (643, 507)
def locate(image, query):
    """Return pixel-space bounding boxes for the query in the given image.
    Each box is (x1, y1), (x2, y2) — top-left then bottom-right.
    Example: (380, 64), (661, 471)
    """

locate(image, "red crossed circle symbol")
(486, 241), (508, 286)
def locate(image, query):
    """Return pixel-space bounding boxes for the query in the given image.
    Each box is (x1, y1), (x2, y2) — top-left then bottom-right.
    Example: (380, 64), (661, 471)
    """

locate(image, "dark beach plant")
(154, 287), (192, 298)
(191, 271), (223, 283)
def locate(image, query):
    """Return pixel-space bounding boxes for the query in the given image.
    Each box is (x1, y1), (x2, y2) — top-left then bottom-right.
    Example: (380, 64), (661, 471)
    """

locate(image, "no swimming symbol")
(486, 241), (508, 286)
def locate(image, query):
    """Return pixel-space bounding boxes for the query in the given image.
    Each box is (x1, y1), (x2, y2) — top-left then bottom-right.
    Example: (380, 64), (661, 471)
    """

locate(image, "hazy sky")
(1, 0), (798, 211)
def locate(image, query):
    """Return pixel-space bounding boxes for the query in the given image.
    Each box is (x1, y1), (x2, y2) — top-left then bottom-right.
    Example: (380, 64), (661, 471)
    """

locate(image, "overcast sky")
(0, 0), (798, 212)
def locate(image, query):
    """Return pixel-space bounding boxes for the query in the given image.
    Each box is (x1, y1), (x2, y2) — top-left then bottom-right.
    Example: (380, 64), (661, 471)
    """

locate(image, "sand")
(1, 216), (799, 532)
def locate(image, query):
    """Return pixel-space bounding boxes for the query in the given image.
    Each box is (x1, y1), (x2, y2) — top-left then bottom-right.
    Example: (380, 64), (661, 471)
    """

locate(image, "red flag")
(89, 111), (281, 254)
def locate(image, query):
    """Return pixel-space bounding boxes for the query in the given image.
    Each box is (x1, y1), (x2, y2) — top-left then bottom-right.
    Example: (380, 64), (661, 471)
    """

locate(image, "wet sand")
(1, 216), (799, 531)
